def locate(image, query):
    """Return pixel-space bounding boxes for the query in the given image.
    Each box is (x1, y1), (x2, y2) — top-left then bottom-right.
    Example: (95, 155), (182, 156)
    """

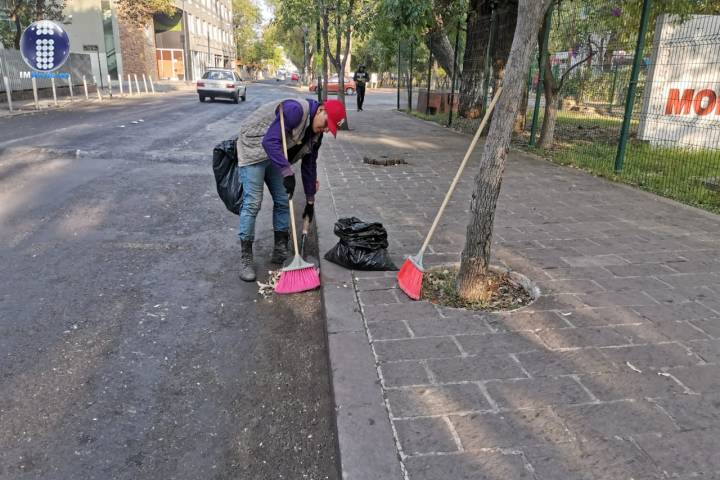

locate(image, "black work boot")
(270, 231), (289, 264)
(239, 240), (256, 282)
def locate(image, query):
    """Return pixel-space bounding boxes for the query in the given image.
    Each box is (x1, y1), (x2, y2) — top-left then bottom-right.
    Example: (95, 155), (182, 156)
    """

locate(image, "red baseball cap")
(323, 99), (347, 137)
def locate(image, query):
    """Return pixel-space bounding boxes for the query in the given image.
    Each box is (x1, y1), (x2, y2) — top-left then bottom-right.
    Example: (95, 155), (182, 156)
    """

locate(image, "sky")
(258, 0), (274, 26)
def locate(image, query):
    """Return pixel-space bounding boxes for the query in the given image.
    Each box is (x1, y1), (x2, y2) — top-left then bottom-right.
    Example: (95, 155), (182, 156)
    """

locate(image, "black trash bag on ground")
(212, 136), (243, 215)
(324, 217), (398, 271)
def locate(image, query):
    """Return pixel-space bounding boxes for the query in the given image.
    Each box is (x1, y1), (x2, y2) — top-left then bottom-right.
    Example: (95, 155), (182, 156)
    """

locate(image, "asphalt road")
(0, 83), (339, 479)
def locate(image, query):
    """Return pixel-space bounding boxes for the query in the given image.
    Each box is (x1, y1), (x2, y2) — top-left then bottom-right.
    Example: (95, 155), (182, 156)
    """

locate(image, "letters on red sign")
(665, 89), (694, 115)
(665, 88), (720, 115)
(694, 89), (717, 116)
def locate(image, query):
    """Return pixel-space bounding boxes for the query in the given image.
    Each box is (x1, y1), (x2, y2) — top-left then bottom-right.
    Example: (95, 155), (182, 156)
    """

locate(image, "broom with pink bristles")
(275, 105), (321, 294)
(397, 88), (503, 300)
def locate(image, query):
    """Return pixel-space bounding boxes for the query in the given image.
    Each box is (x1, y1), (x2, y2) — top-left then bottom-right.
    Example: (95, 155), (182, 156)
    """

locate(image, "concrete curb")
(316, 162), (404, 480)
(0, 92), (169, 119)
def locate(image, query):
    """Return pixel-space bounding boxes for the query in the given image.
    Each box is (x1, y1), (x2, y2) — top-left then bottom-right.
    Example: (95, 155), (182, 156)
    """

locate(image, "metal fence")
(0, 48), (93, 91)
(397, 1), (720, 213)
(1, 47), (158, 109)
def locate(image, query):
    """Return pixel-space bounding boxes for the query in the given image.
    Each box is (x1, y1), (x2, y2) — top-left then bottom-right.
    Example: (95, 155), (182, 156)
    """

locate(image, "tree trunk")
(491, 0), (518, 88)
(321, 10), (330, 102)
(334, 12), (345, 109)
(456, 0), (551, 301)
(303, 26), (310, 85)
(321, 0), (353, 129)
(426, 28), (455, 77)
(537, 94), (558, 149)
(537, 49), (559, 149)
(513, 82), (529, 134)
(338, 6), (353, 130)
(11, 7), (23, 50)
(35, 0), (44, 20)
(458, 0), (491, 118)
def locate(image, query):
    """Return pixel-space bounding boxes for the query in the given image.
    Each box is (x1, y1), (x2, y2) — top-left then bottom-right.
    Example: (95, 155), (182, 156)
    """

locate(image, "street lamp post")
(181, 0), (191, 81)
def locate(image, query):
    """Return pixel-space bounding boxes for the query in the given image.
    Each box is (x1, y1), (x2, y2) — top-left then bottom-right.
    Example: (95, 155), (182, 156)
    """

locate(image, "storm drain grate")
(363, 155), (409, 166)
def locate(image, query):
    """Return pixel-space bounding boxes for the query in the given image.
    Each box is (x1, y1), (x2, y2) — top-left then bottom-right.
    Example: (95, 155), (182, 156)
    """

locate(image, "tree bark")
(35, 0), (44, 20)
(321, 9), (330, 102)
(491, 0), (518, 87)
(537, 94), (558, 149)
(458, 0), (491, 118)
(303, 25), (310, 85)
(322, 0), (354, 128)
(13, 15), (22, 49)
(456, 0), (551, 301)
(426, 28), (455, 78)
(537, 51), (559, 149)
(513, 82), (529, 134)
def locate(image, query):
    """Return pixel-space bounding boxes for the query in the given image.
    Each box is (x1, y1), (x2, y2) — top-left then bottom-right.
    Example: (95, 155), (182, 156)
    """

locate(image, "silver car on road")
(197, 69), (247, 103)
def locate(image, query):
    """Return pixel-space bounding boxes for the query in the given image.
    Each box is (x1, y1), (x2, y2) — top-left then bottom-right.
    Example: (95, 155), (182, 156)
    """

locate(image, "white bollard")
(133, 74), (140, 94)
(3, 76), (13, 112)
(127, 74), (133, 95)
(142, 74), (149, 94)
(93, 76), (102, 101)
(31, 77), (40, 110)
(51, 77), (58, 106)
(83, 75), (89, 99)
(149, 75), (155, 94)
(118, 75), (124, 96)
(67, 76), (74, 101)
(107, 74), (113, 97)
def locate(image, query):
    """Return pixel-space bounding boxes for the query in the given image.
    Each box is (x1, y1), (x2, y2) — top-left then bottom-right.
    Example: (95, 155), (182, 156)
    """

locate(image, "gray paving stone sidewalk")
(316, 100), (720, 479)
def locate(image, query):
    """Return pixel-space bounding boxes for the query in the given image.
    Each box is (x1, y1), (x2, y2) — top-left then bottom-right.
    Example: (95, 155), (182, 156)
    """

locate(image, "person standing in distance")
(353, 65), (369, 111)
(235, 97), (347, 282)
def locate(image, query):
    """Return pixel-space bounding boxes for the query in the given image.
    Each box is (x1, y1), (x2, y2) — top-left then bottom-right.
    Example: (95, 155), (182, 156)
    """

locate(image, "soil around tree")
(422, 267), (535, 311)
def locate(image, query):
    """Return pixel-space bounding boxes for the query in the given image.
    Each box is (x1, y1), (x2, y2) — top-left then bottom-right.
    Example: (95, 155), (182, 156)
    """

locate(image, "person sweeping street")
(235, 97), (347, 282)
(353, 65), (369, 111)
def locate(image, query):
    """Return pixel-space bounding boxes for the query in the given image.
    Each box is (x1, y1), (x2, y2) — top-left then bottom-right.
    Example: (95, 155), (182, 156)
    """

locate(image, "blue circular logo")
(20, 20), (71, 72)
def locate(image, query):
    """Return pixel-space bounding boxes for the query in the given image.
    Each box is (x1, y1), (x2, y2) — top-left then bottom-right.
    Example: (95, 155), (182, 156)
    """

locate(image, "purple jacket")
(261, 98), (322, 202)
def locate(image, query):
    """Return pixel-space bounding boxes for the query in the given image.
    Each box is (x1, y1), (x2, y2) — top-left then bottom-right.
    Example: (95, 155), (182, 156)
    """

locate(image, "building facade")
(177, 0), (235, 81)
(58, 0), (234, 83)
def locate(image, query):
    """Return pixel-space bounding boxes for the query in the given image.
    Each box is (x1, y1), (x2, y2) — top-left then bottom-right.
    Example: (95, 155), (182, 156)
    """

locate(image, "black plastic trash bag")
(324, 217), (398, 271)
(212, 136), (243, 215)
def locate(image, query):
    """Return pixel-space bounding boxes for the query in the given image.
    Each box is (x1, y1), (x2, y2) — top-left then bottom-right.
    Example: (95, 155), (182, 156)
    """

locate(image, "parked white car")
(196, 69), (247, 103)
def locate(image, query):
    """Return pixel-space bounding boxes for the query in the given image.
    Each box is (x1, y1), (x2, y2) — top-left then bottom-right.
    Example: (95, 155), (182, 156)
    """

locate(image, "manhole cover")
(363, 155), (409, 166)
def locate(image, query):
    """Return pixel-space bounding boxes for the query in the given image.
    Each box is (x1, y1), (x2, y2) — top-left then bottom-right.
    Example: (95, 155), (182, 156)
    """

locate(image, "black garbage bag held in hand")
(212, 136), (243, 215)
(324, 217), (398, 271)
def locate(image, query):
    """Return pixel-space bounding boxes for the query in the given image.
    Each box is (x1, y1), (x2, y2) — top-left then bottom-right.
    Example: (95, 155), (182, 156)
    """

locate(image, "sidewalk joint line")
(508, 353), (533, 379)
(443, 416), (465, 453)
(476, 382), (501, 413)
(569, 374), (601, 404)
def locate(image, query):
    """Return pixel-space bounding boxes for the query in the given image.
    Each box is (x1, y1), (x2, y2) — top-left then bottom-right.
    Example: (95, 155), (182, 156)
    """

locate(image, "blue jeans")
(238, 159), (290, 242)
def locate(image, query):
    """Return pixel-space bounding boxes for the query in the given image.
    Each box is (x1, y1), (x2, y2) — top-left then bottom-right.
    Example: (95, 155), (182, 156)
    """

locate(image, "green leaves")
(116, 0), (175, 26)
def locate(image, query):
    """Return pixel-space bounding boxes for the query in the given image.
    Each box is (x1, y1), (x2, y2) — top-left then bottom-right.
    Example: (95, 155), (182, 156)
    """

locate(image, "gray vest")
(236, 98), (311, 167)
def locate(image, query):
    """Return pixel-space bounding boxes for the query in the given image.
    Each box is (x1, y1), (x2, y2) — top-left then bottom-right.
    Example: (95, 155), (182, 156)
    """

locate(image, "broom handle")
(417, 87), (503, 257)
(279, 106), (301, 256)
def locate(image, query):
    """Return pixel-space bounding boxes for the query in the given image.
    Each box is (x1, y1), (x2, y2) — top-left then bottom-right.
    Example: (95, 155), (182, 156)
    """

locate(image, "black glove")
(283, 175), (296, 199)
(303, 203), (315, 223)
